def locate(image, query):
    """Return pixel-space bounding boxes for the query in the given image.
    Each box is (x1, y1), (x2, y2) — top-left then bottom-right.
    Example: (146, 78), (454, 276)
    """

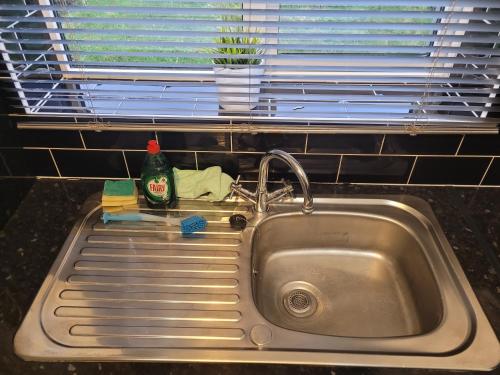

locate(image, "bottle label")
(145, 175), (169, 200)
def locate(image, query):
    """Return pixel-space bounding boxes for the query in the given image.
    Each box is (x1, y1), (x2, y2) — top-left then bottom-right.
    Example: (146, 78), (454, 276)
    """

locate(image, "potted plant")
(212, 26), (264, 112)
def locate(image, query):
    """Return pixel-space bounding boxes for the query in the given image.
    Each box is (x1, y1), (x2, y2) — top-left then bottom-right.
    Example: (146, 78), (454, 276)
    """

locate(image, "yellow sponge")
(102, 198), (138, 207)
(102, 204), (139, 213)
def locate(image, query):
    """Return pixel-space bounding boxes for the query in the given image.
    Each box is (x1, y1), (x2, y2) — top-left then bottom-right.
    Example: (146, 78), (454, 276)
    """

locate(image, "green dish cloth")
(173, 166), (234, 202)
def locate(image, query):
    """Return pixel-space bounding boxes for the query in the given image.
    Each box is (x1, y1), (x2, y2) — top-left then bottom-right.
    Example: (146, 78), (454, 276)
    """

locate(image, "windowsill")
(36, 81), (413, 119)
(62, 67), (438, 82)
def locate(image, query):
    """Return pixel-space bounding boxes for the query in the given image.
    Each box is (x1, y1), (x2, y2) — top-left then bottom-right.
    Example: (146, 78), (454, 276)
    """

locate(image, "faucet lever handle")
(279, 178), (295, 199)
(266, 183), (294, 204)
(229, 177), (257, 204)
(228, 175), (241, 201)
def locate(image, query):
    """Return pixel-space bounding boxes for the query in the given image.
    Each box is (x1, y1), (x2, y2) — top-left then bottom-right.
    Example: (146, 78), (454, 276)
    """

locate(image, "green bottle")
(141, 140), (177, 208)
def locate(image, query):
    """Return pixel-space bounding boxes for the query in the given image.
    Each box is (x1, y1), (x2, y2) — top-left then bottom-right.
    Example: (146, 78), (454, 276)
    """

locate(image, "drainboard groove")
(86, 235), (242, 247)
(59, 290), (240, 305)
(67, 275), (239, 288)
(74, 261), (239, 274)
(69, 325), (245, 340)
(54, 307), (242, 322)
(50, 299), (241, 311)
(92, 224), (242, 236)
(79, 248), (240, 260)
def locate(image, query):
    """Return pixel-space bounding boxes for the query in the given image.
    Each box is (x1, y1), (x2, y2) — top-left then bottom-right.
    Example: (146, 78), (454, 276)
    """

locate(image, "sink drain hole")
(288, 290), (311, 312)
(283, 288), (317, 318)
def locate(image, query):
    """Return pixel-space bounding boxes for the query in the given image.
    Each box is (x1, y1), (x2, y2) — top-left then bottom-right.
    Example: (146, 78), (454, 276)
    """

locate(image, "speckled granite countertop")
(0, 178), (498, 375)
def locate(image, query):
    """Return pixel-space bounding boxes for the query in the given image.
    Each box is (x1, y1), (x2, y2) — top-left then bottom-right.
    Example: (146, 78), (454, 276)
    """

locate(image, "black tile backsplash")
(0, 154), (9, 176)
(82, 130), (154, 150)
(459, 135), (500, 155)
(382, 134), (462, 155)
(0, 122), (18, 147)
(125, 151), (196, 178)
(18, 129), (84, 148)
(158, 132), (230, 151)
(270, 155), (340, 183)
(307, 134), (383, 154)
(52, 150), (128, 178)
(410, 157), (490, 185)
(195, 153), (341, 183)
(196, 152), (252, 179)
(233, 133), (306, 153)
(481, 158), (499, 186)
(0, 149), (58, 176)
(1, 127), (499, 186)
(339, 156), (414, 184)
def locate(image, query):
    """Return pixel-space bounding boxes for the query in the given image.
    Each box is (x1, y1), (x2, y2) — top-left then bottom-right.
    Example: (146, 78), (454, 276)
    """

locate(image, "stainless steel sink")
(252, 211), (442, 338)
(15, 195), (499, 371)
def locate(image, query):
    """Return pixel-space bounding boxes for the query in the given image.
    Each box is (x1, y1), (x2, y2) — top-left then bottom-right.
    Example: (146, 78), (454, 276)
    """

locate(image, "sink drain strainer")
(287, 290), (312, 312)
(281, 283), (319, 318)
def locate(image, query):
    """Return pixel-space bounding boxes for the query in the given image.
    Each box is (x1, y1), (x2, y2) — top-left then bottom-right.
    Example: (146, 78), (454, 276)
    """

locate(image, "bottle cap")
(147, 140), (160, 154)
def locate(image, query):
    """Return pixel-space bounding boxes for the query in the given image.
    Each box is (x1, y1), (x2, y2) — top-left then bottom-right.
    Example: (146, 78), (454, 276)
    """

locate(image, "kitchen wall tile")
(459, 135), (500, 155)
(1, 126), (82, 149)
(307, 134), (383, 154)
(53, 150), (128, 178)
(0, 122), (498, 185)
(269, 155), (340, 183)
(0, 149), (58, 176)
(18, 129), (84, 148)
(382, 134), (462, 155)
(125, 151), (196, 178)
(410, 157), (490, 185)
(158, 132), (230, 151)
(0, 154), (9, 175)
(339, 156), (414, 183)
(196, 152), (259, 179)
(82, 130), (154, 150)
(0, 122), (20, 147)
(232, 133), (306, 153)
(482, 158), (500, 186)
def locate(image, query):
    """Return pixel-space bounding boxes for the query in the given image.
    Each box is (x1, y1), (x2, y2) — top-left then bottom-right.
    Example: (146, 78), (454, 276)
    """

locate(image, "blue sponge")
(180, 215), (207, 235)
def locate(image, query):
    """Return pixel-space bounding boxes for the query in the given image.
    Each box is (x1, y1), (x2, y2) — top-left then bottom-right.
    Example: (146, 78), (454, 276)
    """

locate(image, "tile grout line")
(304, 133), (309, 154)
(16, 147), (264, 155)
(479, 156), (495, 186)
(406, 156), (418, 184)
(48, 148), (62, 178)
(122, 150), (131, 179)
(79, 130), (87, 149)
(155, 131), (159, 144)
(194, 151), (199, 170)
(0, 153), (12, 176)
(455, 134), (465, 156)
(230, 132), (233, 152)
(335, 154), (343, 183)
(378, 135), (386, 155)
(15, 146), (499, 158)
(17, 176), (500, 188)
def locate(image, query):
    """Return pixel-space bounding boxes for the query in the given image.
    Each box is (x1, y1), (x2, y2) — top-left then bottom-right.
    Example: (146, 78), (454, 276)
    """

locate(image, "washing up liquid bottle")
(141, 140), (177, 209)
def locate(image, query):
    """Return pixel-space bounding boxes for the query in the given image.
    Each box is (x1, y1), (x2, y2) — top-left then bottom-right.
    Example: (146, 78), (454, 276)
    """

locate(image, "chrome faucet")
(231, 149), (313, 214)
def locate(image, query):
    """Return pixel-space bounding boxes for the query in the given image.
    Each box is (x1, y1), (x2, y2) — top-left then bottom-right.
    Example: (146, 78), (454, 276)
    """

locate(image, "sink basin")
(252, 212), (442, 338)
(14, 194), (499, 370)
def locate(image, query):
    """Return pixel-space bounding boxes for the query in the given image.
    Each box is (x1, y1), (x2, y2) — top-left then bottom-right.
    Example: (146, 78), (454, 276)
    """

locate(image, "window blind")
(1, 0), (499, 132)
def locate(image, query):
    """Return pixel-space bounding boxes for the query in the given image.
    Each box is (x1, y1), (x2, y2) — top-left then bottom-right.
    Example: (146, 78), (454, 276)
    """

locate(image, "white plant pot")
(213, 66), (264, 112)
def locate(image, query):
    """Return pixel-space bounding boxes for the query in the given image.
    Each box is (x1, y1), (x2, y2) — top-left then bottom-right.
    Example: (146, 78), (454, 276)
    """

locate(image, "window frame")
(4, 1), (493, 122)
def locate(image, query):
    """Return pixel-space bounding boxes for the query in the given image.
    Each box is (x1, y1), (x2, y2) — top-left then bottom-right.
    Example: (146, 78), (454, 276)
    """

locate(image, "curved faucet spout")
(257, 150), (313, 214)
